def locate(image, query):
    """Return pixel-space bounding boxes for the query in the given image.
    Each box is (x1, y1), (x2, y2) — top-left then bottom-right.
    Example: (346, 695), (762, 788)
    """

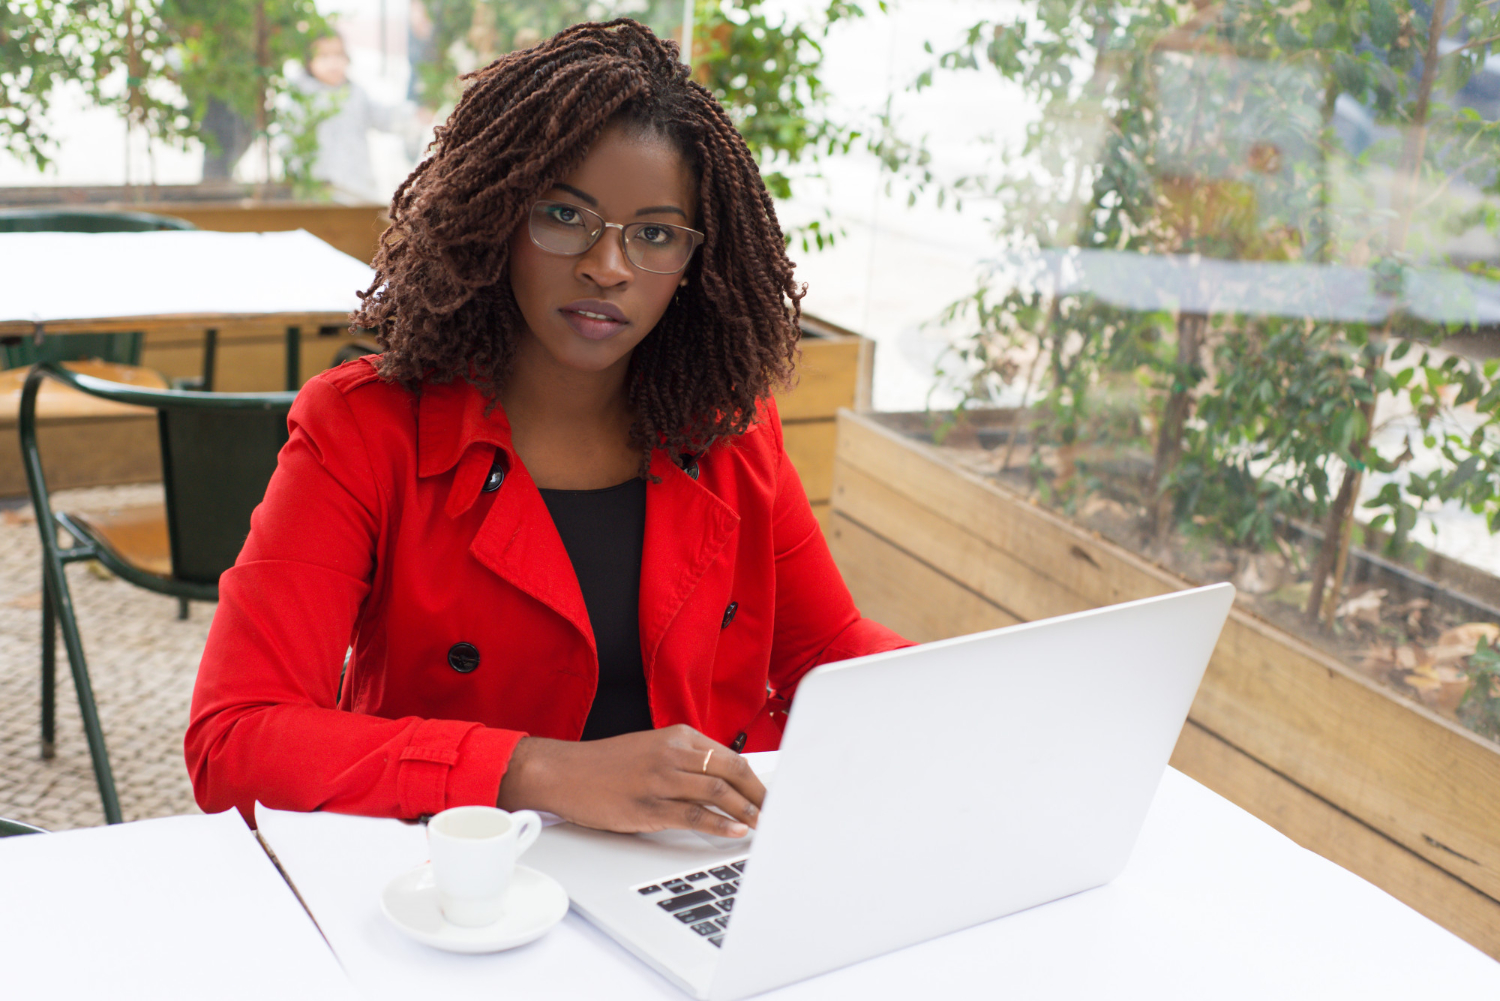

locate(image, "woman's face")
(507, 124), (697, 379)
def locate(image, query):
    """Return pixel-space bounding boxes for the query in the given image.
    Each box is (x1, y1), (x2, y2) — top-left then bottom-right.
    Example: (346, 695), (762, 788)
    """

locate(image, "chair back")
(0, 818), (47, 836)
(20, 363), (296, 589)
(0, 208), (195, 233)
(159, 407), (290, 584)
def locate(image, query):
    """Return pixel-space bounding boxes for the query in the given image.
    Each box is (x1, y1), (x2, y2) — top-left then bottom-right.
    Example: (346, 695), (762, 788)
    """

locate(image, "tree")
(901, 0), (1500, 631)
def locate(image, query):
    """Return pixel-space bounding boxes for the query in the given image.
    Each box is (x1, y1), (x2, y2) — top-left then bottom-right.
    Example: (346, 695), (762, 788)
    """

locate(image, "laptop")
(524, 583), (1235, 1000)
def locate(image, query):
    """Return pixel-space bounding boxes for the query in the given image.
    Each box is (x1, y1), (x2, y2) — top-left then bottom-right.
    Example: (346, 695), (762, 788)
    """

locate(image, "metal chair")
(0, 818), (48, 837)
(19, 361), (295, 823)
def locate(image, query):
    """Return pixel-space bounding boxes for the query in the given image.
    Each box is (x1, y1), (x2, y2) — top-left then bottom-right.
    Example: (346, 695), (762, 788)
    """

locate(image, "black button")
(728, 731), (747, 753)
(721, 601), (738, 628)
(482, 457), (506, 493)
(681, 454), (700, 480)
(447, 642), (480, 673)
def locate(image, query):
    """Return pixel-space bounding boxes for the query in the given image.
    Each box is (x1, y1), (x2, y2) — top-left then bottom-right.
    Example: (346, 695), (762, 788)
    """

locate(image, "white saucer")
(380, 863), (570, 954)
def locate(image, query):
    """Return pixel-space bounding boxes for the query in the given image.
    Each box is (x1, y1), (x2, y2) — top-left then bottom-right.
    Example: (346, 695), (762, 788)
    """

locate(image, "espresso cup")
(427, 806), (542, 927)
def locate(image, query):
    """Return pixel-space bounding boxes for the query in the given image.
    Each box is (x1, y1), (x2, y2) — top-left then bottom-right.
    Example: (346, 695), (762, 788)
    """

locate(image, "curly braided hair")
(354, 18), (804, 460)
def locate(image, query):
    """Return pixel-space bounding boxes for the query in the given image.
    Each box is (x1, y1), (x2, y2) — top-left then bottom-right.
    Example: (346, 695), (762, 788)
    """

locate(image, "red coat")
(185, 358), (909, 821)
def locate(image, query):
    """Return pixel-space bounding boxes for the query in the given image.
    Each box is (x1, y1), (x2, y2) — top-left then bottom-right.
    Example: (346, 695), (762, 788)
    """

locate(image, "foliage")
(0, 0), (101, 169)
(893, 0), (1500, 626)
(410, 0), (874, 249)
(1460, 636), (1500, 741)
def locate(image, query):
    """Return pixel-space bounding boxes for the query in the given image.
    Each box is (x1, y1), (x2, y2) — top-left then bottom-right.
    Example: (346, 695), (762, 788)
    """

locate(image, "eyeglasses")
(527, 200), (704, 275)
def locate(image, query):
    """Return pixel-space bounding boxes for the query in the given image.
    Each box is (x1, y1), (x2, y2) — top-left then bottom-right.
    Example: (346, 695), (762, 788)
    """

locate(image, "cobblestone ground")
(0, 484), (208, 830)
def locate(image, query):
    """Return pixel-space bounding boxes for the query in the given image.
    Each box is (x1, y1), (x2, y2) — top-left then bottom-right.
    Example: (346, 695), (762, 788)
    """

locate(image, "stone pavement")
(0, 484), (208, 830)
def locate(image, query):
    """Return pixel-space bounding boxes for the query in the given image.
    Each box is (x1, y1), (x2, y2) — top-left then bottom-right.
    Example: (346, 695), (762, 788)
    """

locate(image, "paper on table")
(258, 765), (1500, 1000)
(0, 810), (357, 1000)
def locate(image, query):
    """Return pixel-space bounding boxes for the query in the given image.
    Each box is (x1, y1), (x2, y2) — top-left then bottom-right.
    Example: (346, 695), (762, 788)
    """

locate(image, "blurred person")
(292, 31), (409, 202)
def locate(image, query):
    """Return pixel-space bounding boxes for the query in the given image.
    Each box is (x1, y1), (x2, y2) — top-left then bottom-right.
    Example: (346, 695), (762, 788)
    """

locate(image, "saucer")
(380, 863), (570, 954)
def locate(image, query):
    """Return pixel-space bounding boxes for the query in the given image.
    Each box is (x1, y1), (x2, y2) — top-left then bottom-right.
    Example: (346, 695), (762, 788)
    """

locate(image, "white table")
(0, 229), (376, 388)
(257, 765), (1500, 1000)
(1, 811), (357, 999)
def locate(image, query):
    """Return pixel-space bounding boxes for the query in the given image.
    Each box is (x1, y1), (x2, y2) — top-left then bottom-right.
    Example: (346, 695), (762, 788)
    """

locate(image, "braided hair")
(354, 18), (805, 460)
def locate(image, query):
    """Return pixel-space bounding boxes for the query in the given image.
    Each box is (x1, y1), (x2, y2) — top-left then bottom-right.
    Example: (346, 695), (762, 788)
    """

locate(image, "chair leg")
(40, 566), (56, 760)
(44, 561), (123, 824)
(177, 597), (189, 621)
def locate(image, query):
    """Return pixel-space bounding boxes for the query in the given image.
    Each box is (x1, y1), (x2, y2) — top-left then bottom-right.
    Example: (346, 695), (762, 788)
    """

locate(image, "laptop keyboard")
(633, 858), (747, 948)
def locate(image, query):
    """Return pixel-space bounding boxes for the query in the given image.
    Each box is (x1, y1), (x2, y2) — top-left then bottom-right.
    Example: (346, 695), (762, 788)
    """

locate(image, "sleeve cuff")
(395, 719), (528, 818)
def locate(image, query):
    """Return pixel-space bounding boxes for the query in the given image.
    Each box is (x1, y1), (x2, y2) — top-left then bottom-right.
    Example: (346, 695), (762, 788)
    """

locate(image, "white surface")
(0, 229), (375, 324)
(258, 765), (1500, 1001)
(0, 810), (358, 1000)
(381, 862), (569, 953)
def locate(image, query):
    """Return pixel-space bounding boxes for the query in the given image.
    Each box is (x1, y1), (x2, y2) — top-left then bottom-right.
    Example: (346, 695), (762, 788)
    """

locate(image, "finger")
(678, 772), (760, 827)
(668, 799), (751, 839)
(693, 743), (766, 812)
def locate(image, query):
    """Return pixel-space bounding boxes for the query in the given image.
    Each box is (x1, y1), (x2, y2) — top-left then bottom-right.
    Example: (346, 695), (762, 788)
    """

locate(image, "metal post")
(20, 366), (123, 824)
(40, 565), (55, 759)
(285, 325), (301, 391)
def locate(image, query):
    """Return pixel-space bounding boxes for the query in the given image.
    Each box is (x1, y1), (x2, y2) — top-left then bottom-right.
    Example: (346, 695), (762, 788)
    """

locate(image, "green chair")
(0, 818), (48, 837)
(20, 361), (296, 824)
(0, 208), (199, 377)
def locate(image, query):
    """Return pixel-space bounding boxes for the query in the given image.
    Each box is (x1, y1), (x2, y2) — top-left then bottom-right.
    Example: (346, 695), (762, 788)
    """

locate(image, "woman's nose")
(576, 226), (633, 287)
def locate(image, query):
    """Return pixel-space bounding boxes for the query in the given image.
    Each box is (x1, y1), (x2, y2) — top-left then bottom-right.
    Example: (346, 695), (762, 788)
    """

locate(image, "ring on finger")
(701, 749), (713, 774)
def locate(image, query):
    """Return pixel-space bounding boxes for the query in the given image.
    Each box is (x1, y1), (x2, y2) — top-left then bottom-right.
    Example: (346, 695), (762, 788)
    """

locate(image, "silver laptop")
(525, 583), (1235, 1000)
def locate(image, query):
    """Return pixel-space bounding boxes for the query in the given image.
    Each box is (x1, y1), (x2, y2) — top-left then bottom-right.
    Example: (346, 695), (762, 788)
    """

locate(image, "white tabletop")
(257, 765), (1500, 1000)
(1, 810), (358, 1000)
(0, 229), (376, 325)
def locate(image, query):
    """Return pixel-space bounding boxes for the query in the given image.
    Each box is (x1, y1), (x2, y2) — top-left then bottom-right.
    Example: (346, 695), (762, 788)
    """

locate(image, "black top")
(539, 477), (654, 740)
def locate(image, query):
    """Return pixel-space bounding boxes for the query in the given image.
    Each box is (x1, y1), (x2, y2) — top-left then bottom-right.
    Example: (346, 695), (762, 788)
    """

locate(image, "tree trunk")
(1308, 2), (1445, 624)
(1150, 311), (1207, 537)
(254, 1), (270, 197)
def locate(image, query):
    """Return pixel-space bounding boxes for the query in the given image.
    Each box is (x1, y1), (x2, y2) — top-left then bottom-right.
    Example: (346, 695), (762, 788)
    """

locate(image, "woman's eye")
(547, 205), (584, 225)
(637, 225), (676, 246)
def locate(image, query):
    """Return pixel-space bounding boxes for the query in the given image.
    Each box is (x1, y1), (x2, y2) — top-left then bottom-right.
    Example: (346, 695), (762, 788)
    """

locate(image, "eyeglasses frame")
(527, 199), (705, 275)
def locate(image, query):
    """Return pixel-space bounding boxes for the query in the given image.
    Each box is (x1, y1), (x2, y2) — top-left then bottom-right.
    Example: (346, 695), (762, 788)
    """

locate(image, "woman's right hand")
(495, 725), (766, 838)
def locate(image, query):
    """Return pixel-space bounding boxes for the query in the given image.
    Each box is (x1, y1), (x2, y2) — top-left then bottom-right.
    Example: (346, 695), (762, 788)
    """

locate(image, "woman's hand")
(496, 725), (765, 838)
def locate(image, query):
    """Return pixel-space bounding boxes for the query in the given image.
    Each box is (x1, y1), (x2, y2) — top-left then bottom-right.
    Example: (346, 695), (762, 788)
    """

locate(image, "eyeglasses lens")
(528, 201), (696, 275)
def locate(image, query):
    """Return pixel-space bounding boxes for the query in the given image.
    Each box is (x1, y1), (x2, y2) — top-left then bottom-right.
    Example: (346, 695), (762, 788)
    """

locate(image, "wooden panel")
(0, 416), (161, 495)
(1171, 720), (1500, 961)
(833, 409), (1500, 906)
(782, 419), (836, 503)
(776, 336), (864, 421)
(827, 511), (1020, 643)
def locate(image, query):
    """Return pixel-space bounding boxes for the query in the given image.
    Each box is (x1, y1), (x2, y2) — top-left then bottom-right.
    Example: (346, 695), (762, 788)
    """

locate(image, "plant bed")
(880, 408), (1500, 744)
(828, 408), (1500, 959)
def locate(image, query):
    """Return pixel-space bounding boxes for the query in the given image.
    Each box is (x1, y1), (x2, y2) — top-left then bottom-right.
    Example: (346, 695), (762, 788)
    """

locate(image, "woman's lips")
(559, 303), (628, 341)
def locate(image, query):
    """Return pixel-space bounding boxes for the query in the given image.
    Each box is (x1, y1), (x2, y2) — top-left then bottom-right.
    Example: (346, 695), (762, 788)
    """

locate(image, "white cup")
(427, 806), (542, 927)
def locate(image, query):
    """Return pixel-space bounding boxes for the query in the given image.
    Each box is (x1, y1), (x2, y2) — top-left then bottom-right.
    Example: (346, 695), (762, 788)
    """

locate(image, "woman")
(185, 19), (909, 838)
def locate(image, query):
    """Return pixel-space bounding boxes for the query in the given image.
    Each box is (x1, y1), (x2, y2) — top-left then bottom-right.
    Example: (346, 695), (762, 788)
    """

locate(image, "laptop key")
(710, 882), (735, 898)
(637, 885), (663, 895)
(715, 916), (730, 929)
(717, 897), (734, 912)
(674, 904), (721, 924)
(691, 921), (719, 936)
(658, 890), (716, 912)
(708, 866), (737, 881)
(731, 860), (747, 872)
(708, 936), (724, 948)
(686, 871), (711, 882)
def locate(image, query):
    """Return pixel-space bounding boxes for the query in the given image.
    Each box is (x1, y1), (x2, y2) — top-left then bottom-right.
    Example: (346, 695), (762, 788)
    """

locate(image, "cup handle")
(511, 810), (542, 856)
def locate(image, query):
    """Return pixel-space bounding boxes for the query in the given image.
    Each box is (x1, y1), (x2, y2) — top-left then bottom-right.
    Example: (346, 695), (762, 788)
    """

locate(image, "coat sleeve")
(183, 376), (524, 823)
(743, 401), (914, 749)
